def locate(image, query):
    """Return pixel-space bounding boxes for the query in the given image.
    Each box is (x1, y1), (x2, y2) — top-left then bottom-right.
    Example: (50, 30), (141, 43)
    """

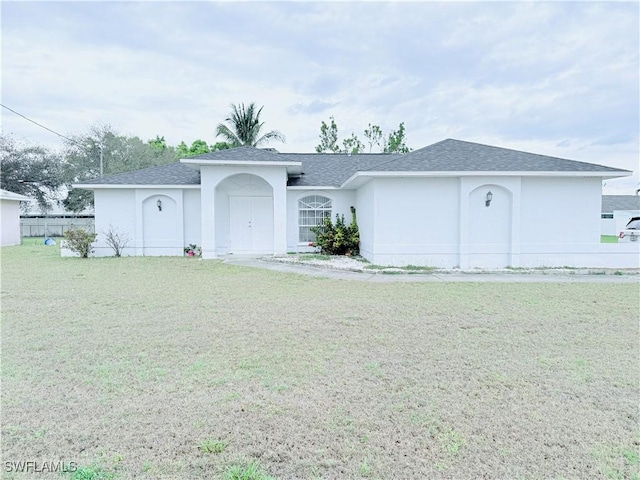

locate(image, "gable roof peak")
(184, 145), (294, 163)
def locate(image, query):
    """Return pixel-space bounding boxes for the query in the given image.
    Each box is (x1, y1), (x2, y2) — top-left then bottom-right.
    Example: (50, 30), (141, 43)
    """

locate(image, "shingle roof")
(601, 195), (640, 213)
(366, 139), (629, 173)
(286, 153), (394, 187)
(78, 162), (200, 185)
(79, 139), (630, 187)
(187, 146), (298, 163)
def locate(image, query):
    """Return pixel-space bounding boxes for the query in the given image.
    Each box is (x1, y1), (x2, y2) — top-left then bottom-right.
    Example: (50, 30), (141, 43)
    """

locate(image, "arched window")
(298, 195), (332, 243)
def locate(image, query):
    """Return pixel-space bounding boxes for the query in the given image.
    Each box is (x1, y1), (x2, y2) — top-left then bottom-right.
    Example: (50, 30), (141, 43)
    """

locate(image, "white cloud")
(1, 1), (638, 192)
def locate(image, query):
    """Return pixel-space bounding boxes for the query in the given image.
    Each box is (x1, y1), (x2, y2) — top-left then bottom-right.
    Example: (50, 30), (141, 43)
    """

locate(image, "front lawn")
(1, 244), (638, 479)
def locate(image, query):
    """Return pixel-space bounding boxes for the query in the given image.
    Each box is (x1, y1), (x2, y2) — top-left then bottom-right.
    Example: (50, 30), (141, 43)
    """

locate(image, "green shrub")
(311, 206), (360, 256)
(63, 228), (97, 258)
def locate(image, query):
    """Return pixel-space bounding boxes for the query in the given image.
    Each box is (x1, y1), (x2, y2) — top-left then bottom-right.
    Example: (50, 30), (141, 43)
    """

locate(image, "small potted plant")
(184, 244), (201, 257)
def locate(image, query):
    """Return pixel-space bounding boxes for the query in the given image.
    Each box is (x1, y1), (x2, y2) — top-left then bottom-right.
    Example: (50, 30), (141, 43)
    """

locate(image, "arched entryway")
(468, 185), (512, 268)
(215, 174), (274, 254)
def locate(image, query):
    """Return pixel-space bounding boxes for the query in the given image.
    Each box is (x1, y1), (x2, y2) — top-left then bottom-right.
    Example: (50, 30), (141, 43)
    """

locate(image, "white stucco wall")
(601, 218), (615, 236)
(82, 171), (636, 267)
(520, 177), (601, 244)
(517, 177), (606, 267)
(358, 175), (636, 269)
(459, 177), (521, 269)
(368, 177), (460, 267)
(90, 188), (199, 257)
(183, 189), (202, 247)
(355, 181), (375, 259)
(1, 199), (22, 246)
(200, 165), (288, 258)
(286, 189), (356, 252)
(139, 191), (183, 256)
(93, 189), (137, 256)
(215, 174), (273, 254)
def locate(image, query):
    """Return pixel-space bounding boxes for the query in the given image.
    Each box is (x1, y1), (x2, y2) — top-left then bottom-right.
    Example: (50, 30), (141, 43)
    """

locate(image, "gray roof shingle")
(80, 139), (630, 187)
(601, 195), (640, 213)
(79, 162), (200, 185)
(187, 146), (298, 163)
(286, 153), (394, 187)
(366, 139), (629, 173)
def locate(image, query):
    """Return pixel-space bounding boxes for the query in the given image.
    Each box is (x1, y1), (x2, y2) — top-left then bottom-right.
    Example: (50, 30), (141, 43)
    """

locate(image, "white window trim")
(297, 193), (333, 245)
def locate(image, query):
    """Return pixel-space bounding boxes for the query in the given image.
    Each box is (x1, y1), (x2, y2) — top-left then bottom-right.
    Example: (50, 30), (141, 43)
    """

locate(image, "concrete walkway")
(221, 256), (640, 283)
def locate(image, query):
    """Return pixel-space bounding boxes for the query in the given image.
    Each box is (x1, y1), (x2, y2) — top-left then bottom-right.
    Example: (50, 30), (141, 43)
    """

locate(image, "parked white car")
(618, 217), (640, 242)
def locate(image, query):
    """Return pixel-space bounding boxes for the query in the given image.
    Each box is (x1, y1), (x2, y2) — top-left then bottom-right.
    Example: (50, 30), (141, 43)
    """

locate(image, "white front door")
(229, 196), (273, 253)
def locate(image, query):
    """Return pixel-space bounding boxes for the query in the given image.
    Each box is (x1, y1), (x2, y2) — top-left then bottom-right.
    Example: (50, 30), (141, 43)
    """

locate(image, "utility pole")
(99, 141), (104, 177)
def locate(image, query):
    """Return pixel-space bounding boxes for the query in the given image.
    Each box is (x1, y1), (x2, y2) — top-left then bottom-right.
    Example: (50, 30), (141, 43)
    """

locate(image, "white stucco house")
(1, 189), (32, 246)
(601, 195), (640, 237)
(75, 139), (638, 268)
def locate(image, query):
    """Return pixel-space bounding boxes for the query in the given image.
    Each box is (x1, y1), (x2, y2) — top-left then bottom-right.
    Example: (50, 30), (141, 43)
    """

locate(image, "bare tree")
(103, 225), (130, 257)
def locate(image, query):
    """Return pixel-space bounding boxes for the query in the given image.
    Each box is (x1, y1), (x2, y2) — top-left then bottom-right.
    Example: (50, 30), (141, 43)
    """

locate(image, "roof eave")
(340, 169), (632, 188)
(181, 159), (302, 176)
(180, 159), (302, 167)
(73, 184), (201, 189)
(287, 185), (341, 190)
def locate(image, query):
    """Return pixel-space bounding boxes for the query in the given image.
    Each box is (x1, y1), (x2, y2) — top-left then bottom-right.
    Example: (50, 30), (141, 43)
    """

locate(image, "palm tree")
(215, 103), (285, 147)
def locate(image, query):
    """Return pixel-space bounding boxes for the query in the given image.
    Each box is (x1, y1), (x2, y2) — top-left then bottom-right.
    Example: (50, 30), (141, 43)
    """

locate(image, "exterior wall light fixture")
(485, 191), (493, 207)
(157, 199), (162, 211)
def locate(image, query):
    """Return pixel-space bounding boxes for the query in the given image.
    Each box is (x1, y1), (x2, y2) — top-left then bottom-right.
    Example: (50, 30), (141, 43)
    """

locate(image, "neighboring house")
(1, 189), (32, 246)
(75, 138), (638, 268)
(601, 195), (640, 236)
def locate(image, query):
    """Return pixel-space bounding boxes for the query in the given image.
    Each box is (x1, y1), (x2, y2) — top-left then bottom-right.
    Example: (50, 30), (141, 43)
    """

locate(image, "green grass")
(199, 439), (228, 454)
(359, 458), (372, 477)
(1, 242), (638, 479)
(224, 460), (275, 480)
(65, 464), (119, 480)
(363, 263), (436, 272)
(601, 235), (619, 243)
(296, 253), (332, 261)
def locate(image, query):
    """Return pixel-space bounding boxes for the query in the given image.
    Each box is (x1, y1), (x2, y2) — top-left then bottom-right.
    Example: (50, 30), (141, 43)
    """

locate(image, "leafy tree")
(63, 189), (94, 213)
(315, 116), (341, 153)
(216, 102), (285, 147)
(0, 134), (64, 211)
(176, 139), (232, 158)
(188, 139), (211, 156)
(62, 124), (176, 211)
(148, 135), (168, 152)
(316, 118), (411, 155)
(176, 141), (190, 158)
(384, 122), (411, 153)
(342, 133), (365, 155)
(363, 124), (384, 153)
(211, 141), (232, 151)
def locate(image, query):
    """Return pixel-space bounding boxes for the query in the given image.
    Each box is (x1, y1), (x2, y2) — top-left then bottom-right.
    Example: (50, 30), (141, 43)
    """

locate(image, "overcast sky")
(2, 1), (638, 192)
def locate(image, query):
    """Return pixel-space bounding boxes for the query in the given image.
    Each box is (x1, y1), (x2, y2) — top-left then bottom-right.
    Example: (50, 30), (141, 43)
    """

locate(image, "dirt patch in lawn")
(1, 244), (638, 479)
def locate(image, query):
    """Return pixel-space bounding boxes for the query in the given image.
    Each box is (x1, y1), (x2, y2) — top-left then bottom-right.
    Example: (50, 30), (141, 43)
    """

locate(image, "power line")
(1, 103), (77, 144)
(1, 103), (105, 176)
